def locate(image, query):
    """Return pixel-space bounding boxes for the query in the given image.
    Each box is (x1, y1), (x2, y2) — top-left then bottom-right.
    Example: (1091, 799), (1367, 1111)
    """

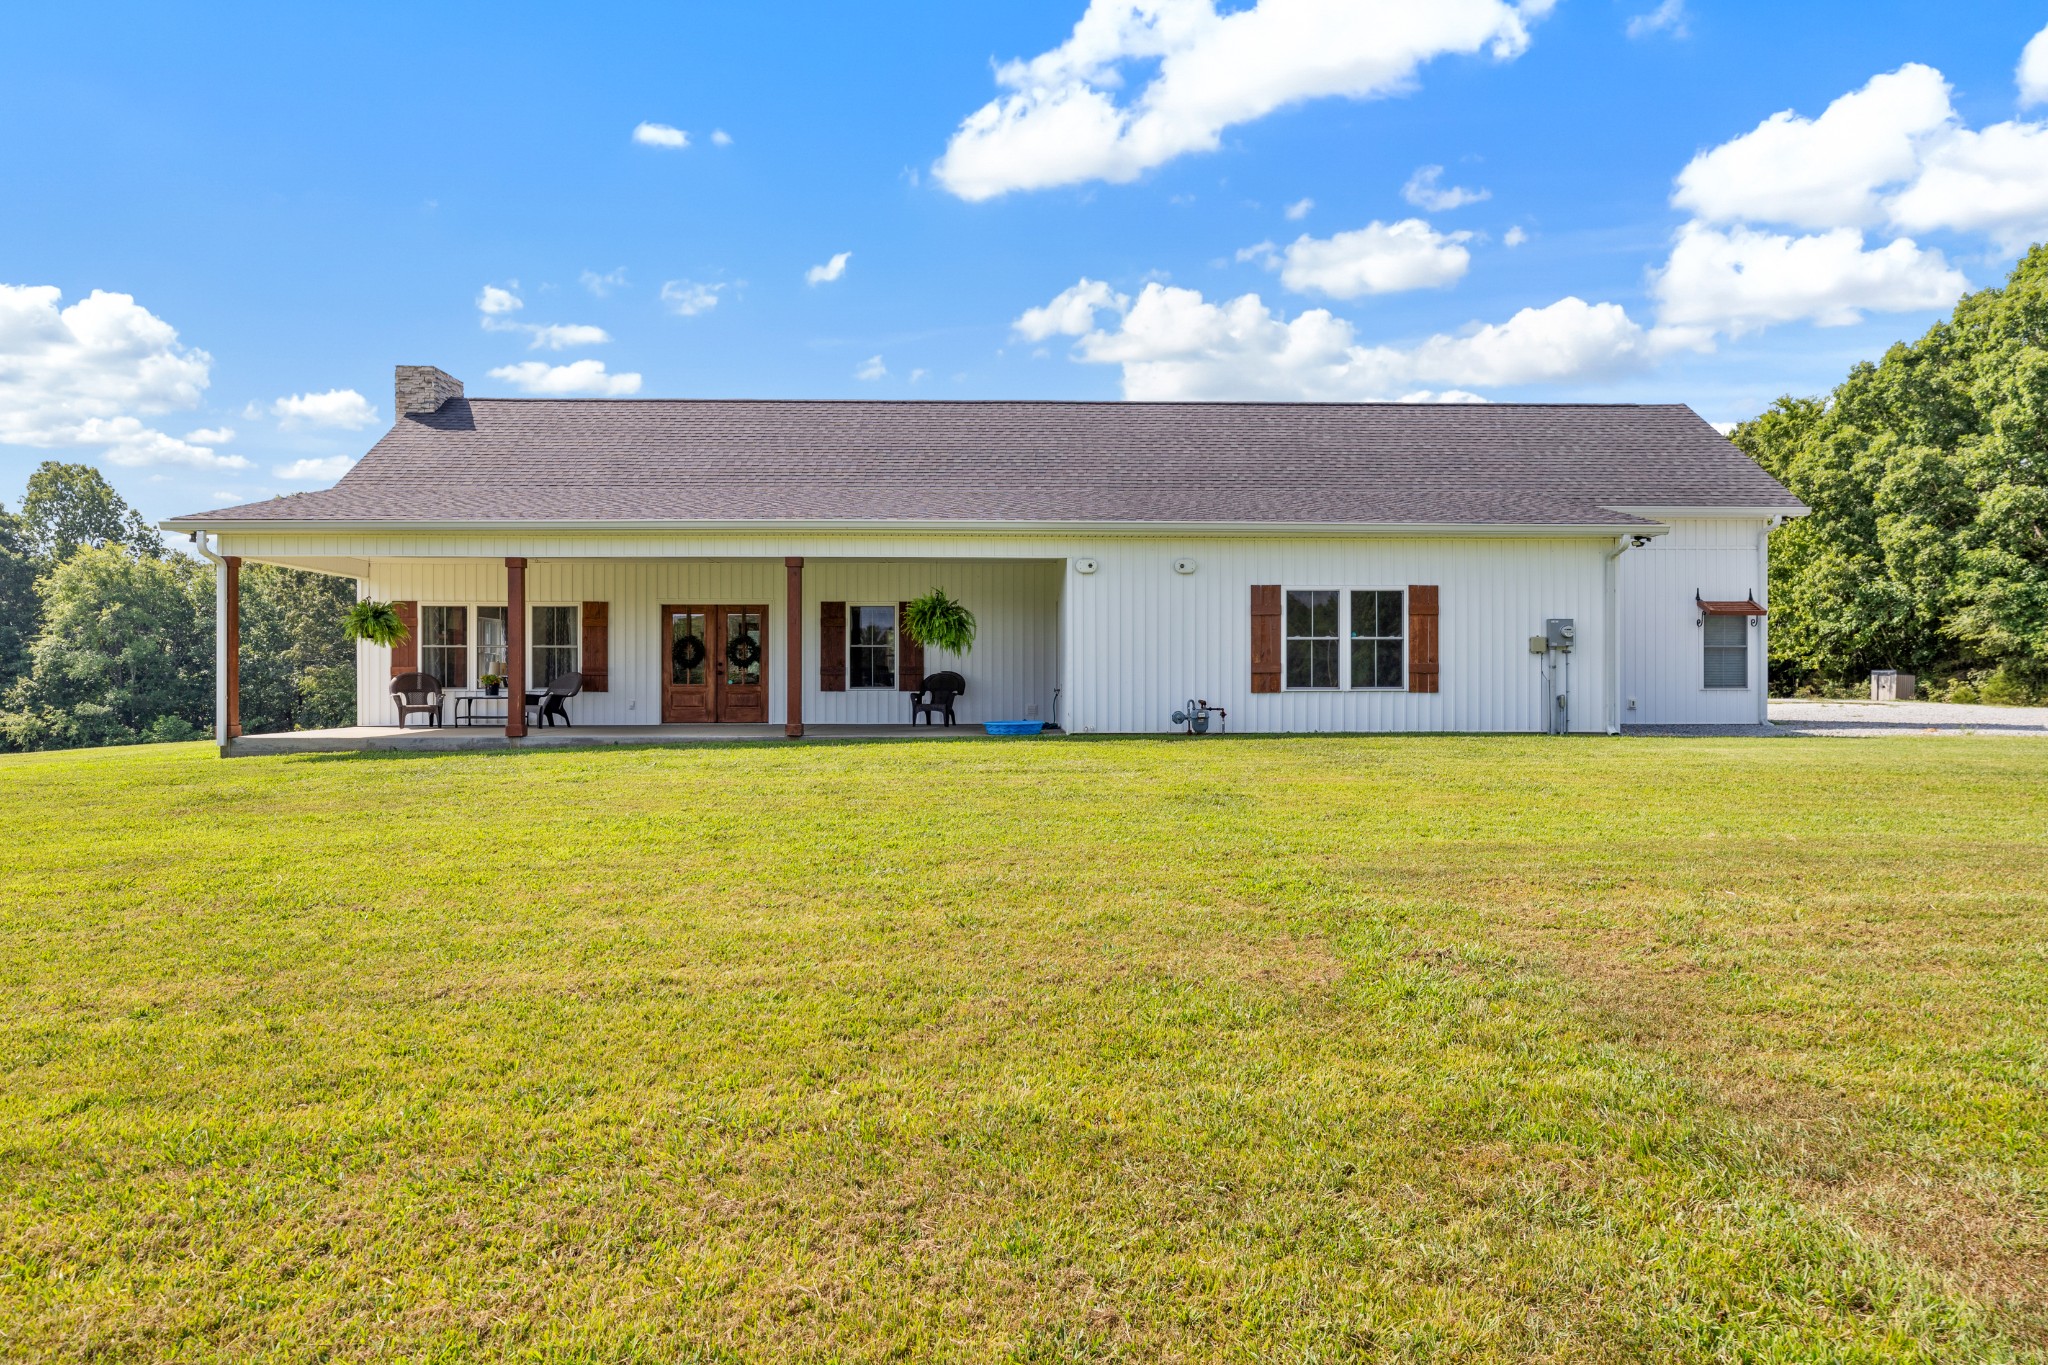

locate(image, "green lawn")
(3, 735), (2046, 1362)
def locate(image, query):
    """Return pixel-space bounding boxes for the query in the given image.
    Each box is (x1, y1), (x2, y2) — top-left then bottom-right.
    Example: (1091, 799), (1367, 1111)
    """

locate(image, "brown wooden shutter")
(897, 600), (924, 691)
(820, 601), (847, 691)
(390, 600), (418, 677)
(1250, 585), (1282, 693)
(580, 601), (609, 692)
(1407, 585), (1439, 694)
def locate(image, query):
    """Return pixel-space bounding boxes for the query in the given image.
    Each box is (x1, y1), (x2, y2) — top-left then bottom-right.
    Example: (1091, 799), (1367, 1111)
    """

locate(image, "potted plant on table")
(480, 673), (505, 697)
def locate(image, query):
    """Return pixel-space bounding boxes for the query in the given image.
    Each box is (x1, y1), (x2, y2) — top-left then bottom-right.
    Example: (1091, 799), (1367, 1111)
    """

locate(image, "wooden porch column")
(785, 557), (805, 738)
(223, 556), (242, 741)
(506, 557), (527, 738)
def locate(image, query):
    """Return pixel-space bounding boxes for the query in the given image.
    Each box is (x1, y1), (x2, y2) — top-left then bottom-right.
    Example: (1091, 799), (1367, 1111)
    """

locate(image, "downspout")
(1603, 535), (1645, 735)
(1756, 516), (1782, 724)
(188, 532), (229, 751)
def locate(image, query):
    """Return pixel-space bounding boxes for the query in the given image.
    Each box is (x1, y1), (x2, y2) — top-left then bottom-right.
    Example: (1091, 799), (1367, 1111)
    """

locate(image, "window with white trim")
(477, 606), (508, 681)
(850, 605), (897, 688)
(419, 605), (468, 689)
(1350, 589), (1406, 689)
(1286, 588), (1406, 690)
(531, 605), (580, 687)
(1285, 590), (1339, 689)
(1703, 614), (1748, 689)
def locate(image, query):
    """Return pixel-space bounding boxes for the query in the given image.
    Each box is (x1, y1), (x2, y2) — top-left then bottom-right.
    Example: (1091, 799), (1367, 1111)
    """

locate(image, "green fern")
(342, 600), (410, 648)
(903, 588), (976, 656)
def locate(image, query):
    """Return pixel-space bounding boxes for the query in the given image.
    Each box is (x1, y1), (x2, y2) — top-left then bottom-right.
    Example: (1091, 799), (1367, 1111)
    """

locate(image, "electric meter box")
(1545, 618), (1576, 651)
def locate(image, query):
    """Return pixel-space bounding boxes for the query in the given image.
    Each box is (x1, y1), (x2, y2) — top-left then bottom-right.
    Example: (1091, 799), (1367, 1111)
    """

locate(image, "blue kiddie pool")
(984, 720), (1045, 736)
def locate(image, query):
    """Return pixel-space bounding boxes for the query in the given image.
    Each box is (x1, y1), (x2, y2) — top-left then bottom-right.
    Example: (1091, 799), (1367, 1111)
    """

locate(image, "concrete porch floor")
(226, 722), (1056, 757)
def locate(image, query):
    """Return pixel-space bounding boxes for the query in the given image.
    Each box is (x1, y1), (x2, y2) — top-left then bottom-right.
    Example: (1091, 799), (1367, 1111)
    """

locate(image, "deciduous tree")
(1735, 246), (2048, 695)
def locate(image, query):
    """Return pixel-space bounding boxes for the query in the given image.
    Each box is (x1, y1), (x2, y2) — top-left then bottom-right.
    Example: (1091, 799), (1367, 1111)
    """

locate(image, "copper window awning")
(1697, 593), (1767, 616)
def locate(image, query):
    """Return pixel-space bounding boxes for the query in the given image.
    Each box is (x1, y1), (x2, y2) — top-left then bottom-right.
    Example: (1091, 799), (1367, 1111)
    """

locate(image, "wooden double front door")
(661, 605), (769, 723)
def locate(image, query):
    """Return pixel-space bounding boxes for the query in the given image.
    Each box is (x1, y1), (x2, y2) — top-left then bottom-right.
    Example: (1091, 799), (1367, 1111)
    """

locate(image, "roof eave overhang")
(162, 516), (1666, 539)
(1605, 504), (1809, 519)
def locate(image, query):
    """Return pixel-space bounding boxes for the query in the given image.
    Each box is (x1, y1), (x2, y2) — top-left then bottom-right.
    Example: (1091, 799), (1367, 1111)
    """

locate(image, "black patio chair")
(910, 671), (966, 726)
(525, 671), (585, 728)
(390, 672), (444, 728)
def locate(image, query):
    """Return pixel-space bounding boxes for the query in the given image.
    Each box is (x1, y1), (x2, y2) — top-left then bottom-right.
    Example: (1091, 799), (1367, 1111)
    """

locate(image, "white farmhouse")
(163, 367), (1803, 753)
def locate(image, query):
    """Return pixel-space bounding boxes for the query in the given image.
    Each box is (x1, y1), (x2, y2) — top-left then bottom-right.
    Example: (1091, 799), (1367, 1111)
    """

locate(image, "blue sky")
(5, 1), (2048, 525)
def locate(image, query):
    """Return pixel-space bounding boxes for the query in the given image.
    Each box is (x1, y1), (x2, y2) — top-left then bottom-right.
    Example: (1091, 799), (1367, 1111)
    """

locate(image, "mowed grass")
(2, 736), (2047, 1363)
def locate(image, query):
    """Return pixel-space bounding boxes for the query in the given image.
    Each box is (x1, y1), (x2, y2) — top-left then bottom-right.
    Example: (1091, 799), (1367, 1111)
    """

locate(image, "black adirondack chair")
(526, 671), (585, 728)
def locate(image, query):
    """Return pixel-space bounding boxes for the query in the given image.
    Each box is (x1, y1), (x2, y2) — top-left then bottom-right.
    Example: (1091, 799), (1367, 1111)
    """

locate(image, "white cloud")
(711, 129), (734, 146)
(1014, 278), (1129, 341)
(1016, 278), (1646, 400)
(580, 268), (628, 297)
(186, 426), (235, 445)
(271, 389), (378, 430)
(477, 283), (523, 315)
(1667, 38), (2048, 274)
(1626, 0), (1688, 40)
(660, 280), (725, 316)
(1402, 165), (1490, 211)
(523, 323), (610, 350)
(910, 368), (930, 383)
(0, 283), (241, 469)
(854, 355), (887, 381)
(1710, 420), (1739, 436)
(1503, 225), (1529, 247)
(1672, 64), (1955, 230)
(1284, 197), (1314, 220)
(933, 0), (1555, 200)
(1885, 119), (2048, 249)
(478, 284), (609, 348)
(1650, 223), (1967, 342)
(632, 122), (689, 150)
(806, 251), (852, 285)
(488, 360), (643, 396)
(1250, 219), (1473, 298)
(83, 418), (250, 470)
(274, 456), (356, 482)
(2023, 25), (2048, 107)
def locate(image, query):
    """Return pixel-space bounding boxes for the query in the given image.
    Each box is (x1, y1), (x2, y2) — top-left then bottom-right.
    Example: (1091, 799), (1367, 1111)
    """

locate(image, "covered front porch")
(209, 548), (1066, 754)
(223, 721), (1051, 758)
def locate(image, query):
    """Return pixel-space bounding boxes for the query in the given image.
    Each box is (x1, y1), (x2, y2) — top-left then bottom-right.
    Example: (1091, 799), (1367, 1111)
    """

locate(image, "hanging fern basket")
(903, 588), (976, 656)
(343, 599), (410, 648)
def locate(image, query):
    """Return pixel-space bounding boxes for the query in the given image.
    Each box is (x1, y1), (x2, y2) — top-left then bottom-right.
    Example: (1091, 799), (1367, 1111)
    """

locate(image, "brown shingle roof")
(167, 399), (1802, 528)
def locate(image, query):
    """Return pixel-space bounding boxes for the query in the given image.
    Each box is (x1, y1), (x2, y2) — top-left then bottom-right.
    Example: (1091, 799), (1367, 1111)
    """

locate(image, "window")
(1350, 589), (1405, 689)
(1704, 614), (1748, 689)
(1285, 587), (1407, 690)
(419, 605), (468, 688)
(532, 605), (579, 687)
(850, 605), (896, 688)
(476, 607), (508, 680)
(1285, 590), (1340, 688)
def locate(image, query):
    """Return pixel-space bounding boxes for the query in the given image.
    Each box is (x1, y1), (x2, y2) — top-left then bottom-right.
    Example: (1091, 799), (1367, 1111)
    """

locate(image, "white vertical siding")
(800, 560), (1062, 725)
(1618, 518), (1773, 725)
(219, 524), (1758, 735)
(354, 557), (1062, 729)
(1060, 538), (1611, 734)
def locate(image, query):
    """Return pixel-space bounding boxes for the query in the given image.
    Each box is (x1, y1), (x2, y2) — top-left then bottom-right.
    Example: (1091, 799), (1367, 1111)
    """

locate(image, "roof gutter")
(158, 516), (1673, 539)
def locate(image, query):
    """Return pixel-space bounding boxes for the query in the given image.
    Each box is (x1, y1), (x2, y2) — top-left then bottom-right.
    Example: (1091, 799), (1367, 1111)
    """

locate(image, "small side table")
(449, 691), (511, 727)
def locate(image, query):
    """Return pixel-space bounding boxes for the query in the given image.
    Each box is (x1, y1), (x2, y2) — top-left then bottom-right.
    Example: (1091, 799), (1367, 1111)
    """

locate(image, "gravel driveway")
(1627, 699), (2048, 738)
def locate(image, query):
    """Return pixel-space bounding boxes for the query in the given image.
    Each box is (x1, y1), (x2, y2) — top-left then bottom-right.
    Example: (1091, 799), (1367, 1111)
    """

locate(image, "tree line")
(0, 463), (355, 750)
(7, 247), (2046, 753)
(1735, 246), (2048, 702)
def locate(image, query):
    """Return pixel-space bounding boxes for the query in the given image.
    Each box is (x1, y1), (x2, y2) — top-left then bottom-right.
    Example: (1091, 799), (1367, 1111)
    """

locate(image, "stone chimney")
(395, 365), (464, 417)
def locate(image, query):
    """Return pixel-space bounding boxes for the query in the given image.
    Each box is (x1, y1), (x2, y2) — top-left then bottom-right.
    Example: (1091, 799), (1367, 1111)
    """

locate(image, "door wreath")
(672, 633), (707, 673)
(725, 631), (761, 670)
